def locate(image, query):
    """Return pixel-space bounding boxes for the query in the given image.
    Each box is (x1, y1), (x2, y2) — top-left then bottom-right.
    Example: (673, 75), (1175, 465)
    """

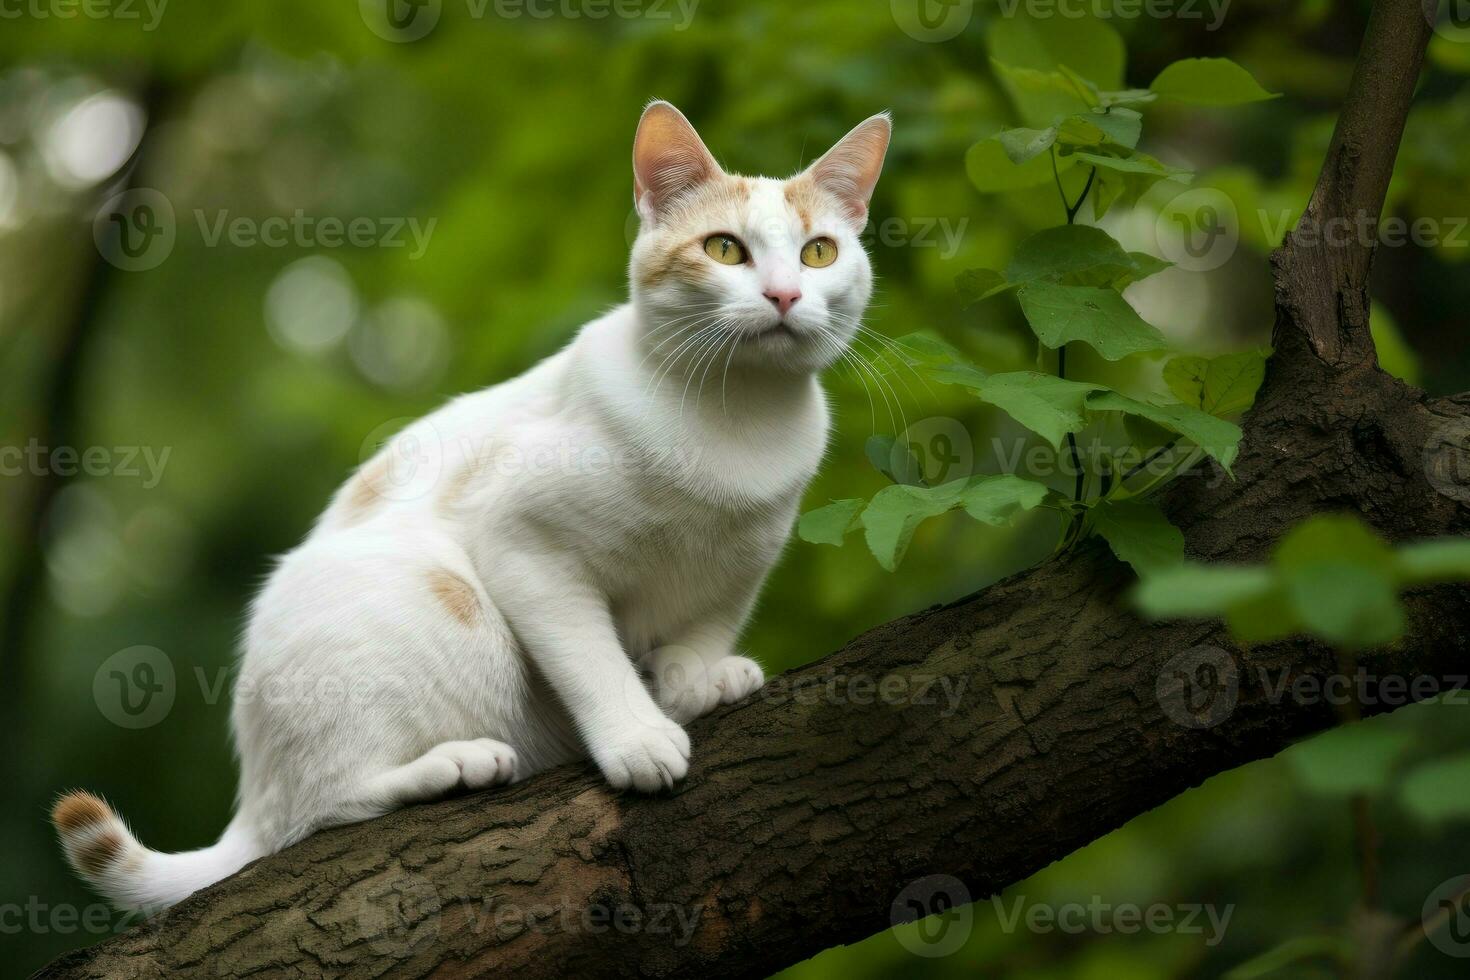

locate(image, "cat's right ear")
(633, 101), (722, 223)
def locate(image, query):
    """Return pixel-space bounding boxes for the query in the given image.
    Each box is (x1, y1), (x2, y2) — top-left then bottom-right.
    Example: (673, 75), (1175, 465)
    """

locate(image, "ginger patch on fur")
(428, 568), (481, 627)
(52, 790), (112, 833)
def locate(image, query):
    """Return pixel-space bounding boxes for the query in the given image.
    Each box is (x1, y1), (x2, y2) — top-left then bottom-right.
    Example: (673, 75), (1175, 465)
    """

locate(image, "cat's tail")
(51, 790), (264, 911)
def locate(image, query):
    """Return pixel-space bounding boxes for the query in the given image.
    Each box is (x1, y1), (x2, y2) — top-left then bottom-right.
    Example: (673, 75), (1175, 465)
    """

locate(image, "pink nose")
(764, 288), (802, 316)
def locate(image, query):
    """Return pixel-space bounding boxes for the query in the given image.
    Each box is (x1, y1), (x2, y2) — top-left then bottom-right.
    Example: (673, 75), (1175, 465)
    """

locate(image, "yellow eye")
(801, 237), (838, 268)
(703, 235), (747, 265)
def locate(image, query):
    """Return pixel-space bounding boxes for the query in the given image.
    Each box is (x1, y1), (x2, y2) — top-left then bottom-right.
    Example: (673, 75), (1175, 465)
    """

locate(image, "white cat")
(53, 101), (891, 911)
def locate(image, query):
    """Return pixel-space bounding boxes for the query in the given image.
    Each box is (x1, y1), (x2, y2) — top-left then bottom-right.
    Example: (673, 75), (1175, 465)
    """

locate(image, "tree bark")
(37, 2), (1466, 977)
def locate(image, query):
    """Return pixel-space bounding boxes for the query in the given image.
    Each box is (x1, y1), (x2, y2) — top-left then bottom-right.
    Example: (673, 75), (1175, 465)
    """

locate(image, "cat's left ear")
(805, 112), (892, 228)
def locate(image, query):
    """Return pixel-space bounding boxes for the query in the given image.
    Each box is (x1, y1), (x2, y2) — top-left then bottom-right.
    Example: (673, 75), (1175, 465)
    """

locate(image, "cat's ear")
(633, 101), (723, 222)
(805, 112), (892, 228)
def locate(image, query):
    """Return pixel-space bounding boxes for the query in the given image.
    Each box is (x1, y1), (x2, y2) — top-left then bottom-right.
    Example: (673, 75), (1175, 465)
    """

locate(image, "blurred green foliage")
(2, 1), (1469, 976)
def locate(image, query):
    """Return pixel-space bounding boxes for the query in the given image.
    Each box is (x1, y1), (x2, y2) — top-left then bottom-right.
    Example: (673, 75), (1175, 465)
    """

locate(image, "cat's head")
(628, 101), (890, 376)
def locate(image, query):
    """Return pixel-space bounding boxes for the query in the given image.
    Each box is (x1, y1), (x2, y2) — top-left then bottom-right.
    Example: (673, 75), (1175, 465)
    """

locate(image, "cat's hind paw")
(428, 738), (519, 789)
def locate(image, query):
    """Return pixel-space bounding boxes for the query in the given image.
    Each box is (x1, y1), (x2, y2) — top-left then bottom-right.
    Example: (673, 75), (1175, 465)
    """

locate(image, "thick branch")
(37, 3), (1461, 977)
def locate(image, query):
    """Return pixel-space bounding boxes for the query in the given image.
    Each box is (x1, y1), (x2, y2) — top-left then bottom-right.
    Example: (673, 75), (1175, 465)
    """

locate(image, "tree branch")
(37, 2), (1462, 977)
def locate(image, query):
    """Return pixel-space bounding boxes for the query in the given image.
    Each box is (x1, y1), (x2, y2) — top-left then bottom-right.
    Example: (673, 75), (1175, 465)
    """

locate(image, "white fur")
(56, 102), (890, 910)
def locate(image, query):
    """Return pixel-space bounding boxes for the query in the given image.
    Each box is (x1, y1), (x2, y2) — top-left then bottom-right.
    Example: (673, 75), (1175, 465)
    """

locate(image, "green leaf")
(1400, 753), (1470, 823)
(1087, 391), (1243, 473)
(1285, 724), (1415, 797)
(1163, 350), (1271, 417)
(1285, 563), (1404, 649)
(861, 475), (1052, 571)
(1274, 515), (1404, 649)
(1006, 225), (1138, 286)
(1092, 500), (1186, 577)
(1071, 150), (1193, 180)
(956, 268), (1012, 307)
(988, 16), (1124, 90)
(1115, 251), (1172, 288)
(1017, 282), (1168, 360)
(966, 137), (1073, 192)
(1060, 108), (1141, 150)
(798, 499), (864, 547)
(925, 362), (992, 390)
(1133, 564), (1276, 618)
(1149, 58), (1280, 106)
(1095, 88), (1157, 110)
(892, 332), (966, 365)
(995, 125), (1058, 164)
(987, 15), (1123, 126)
(1397, 538), (1470, 584)
(1225, 587), (1302, 646)
(927, 368), (1102, 451)
(865, 434), (926, 487)
(1275, 514), (1394, 569)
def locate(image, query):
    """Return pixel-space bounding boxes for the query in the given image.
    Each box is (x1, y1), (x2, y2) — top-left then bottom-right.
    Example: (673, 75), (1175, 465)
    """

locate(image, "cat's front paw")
(592, 719), (691, 792)
(710, 655), (765, 705)
(646, 649), (766, 723)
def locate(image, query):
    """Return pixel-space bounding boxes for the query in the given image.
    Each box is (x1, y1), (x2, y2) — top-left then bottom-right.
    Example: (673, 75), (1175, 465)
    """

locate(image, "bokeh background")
(2, 0), (1469, 975)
